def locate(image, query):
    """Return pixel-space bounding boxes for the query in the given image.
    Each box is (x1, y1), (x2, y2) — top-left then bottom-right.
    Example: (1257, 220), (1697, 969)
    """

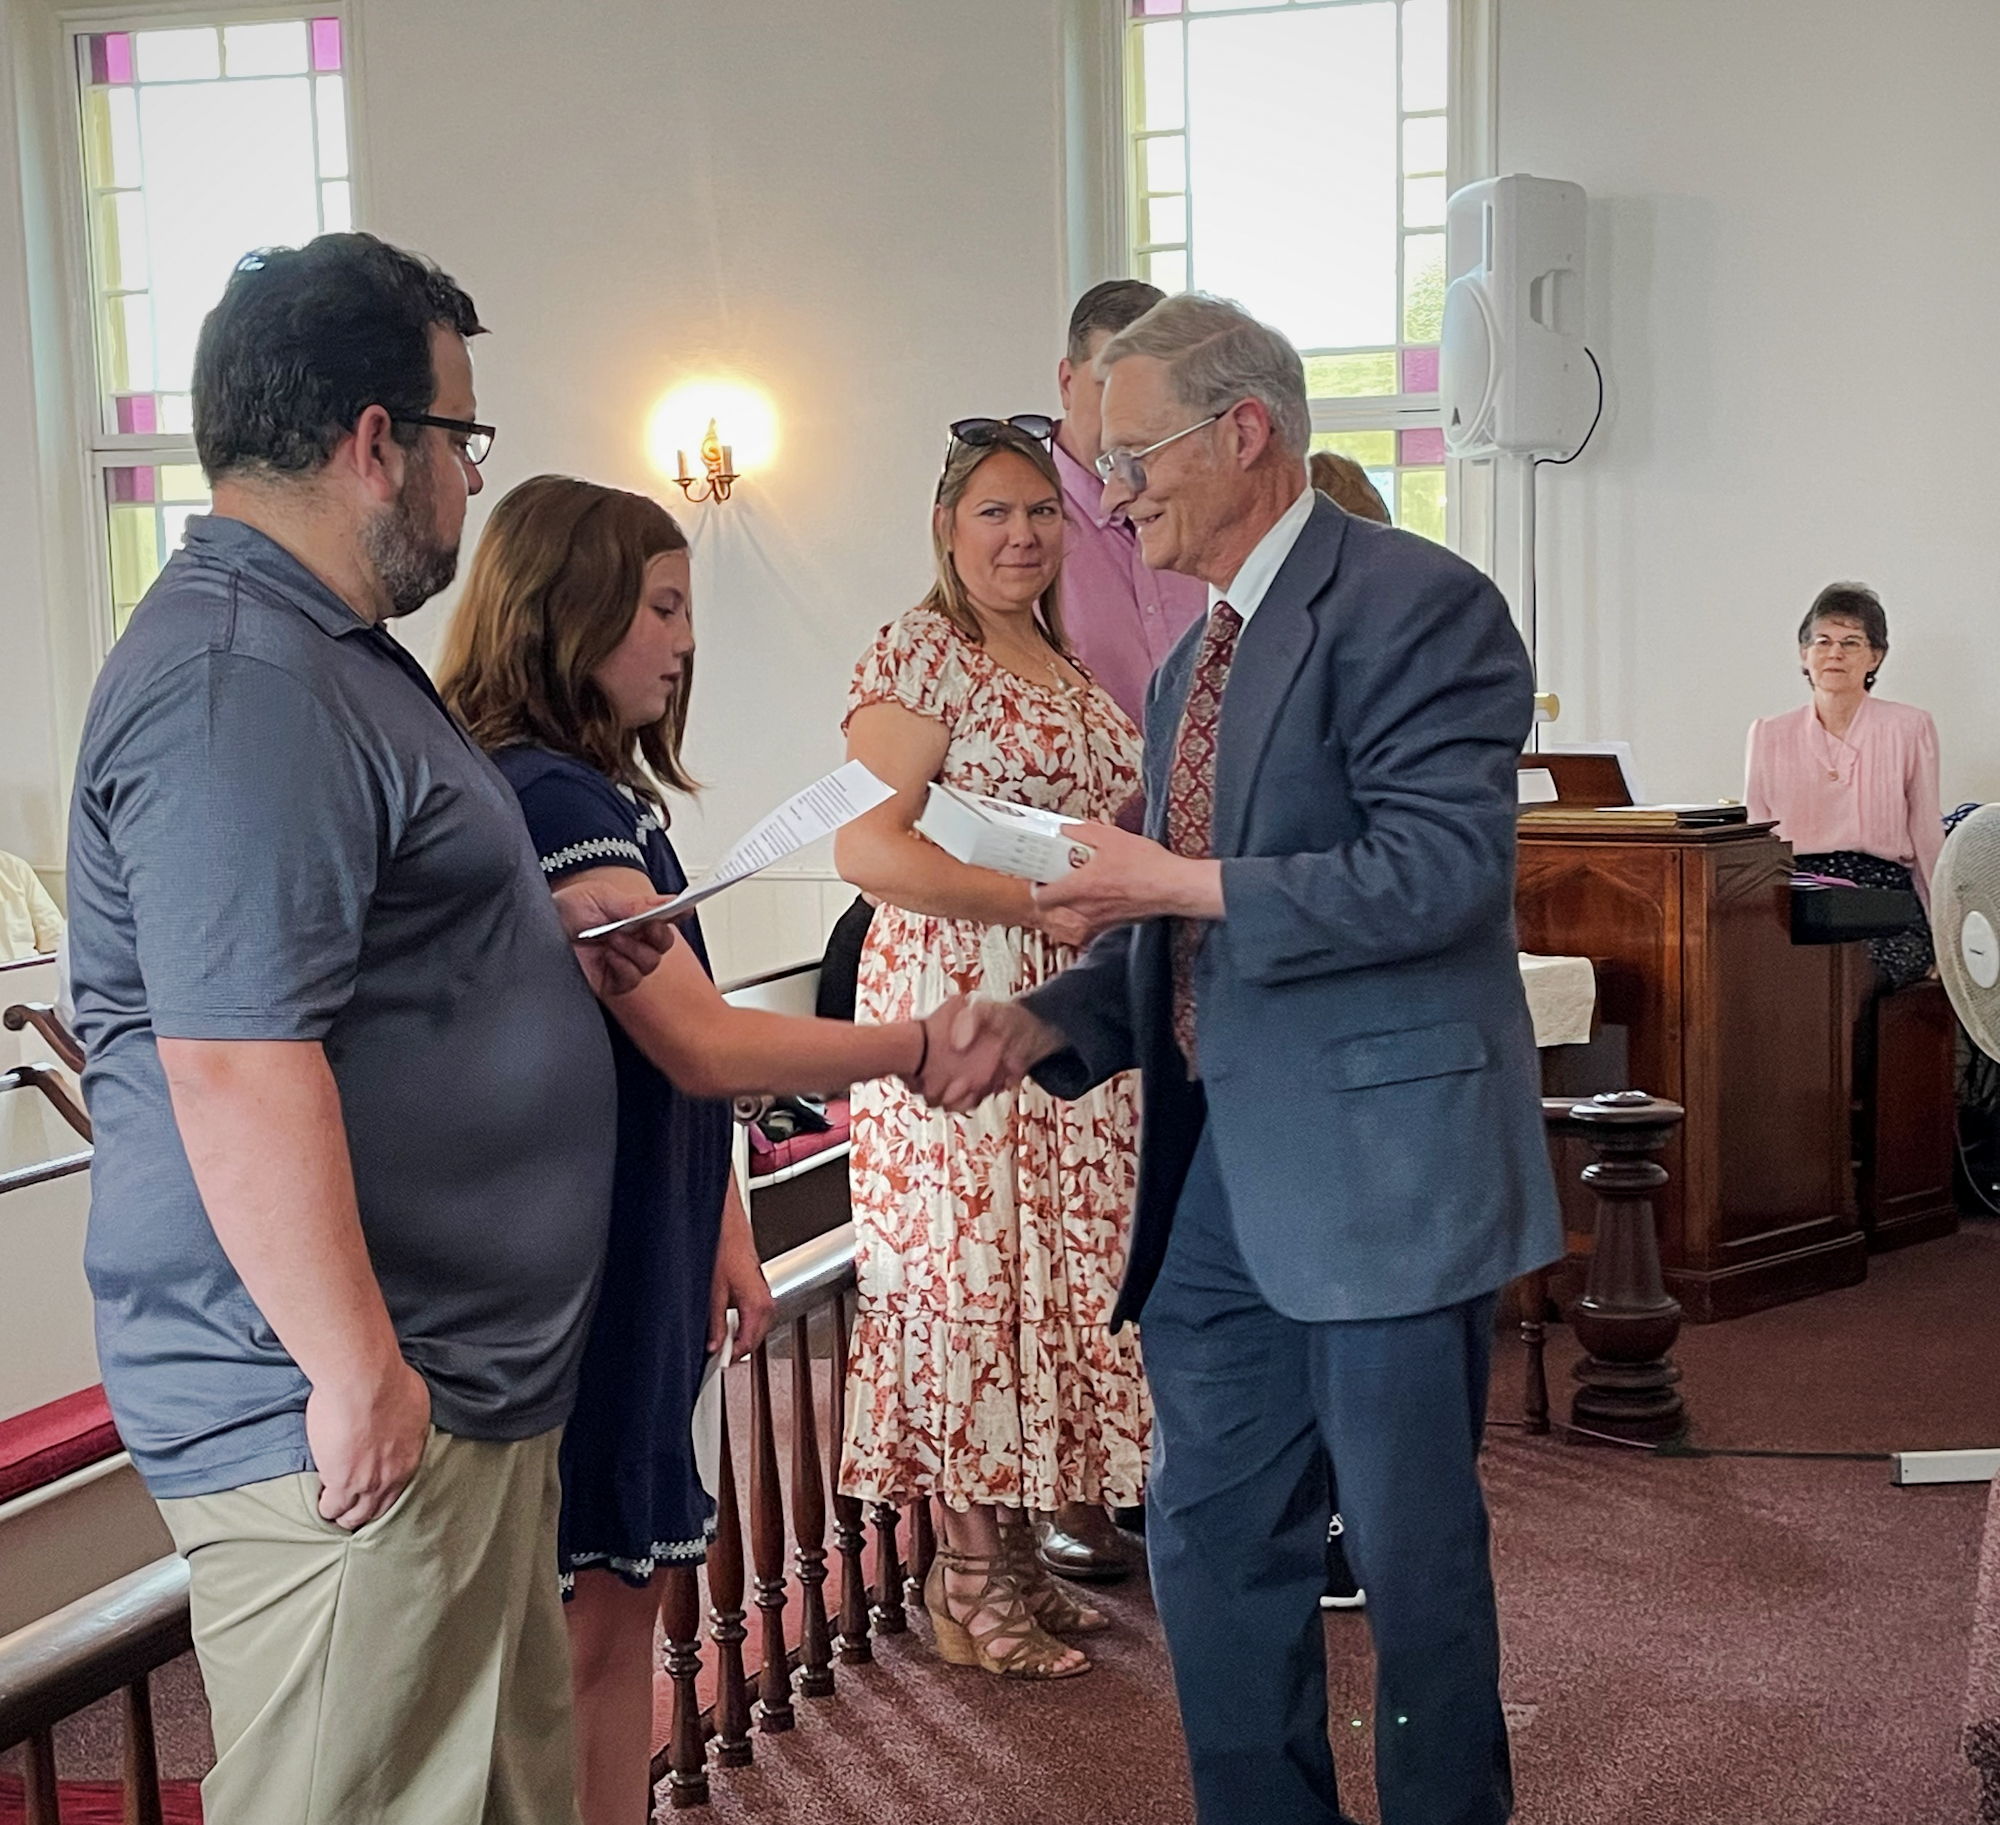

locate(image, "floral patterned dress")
(838, 607), (1152, 1513)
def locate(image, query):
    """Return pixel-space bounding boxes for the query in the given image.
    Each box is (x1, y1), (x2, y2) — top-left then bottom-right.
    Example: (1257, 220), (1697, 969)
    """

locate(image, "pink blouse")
(1743, 696), (1943, 906)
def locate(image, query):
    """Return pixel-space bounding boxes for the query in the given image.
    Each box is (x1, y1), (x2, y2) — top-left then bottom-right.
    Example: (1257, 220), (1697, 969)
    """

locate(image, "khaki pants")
(158, 1427), (576, 1825)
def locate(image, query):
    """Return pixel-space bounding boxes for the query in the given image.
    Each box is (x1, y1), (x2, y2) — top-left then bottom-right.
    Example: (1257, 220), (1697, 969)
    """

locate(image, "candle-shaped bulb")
(677, 448), (690, 481)
(721, 445), (734, 475)
(700, 419), (723, 477)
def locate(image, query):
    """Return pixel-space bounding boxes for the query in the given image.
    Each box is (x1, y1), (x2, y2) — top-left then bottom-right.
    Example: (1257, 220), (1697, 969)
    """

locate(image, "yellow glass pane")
(158, 464), (209, 502)
(107, 505), (163, 611)
(101, 295), (131, 393)
(1304, 352), (1396, 398)
(82, 88), (116, 187)
(1311, 429), (1394, 466)
(1403, 232), (1445, 343)
(112, 597), (141, 640)
(1399, 466), (1446, 543)
(1133, 22), (1185, 133)
(95, 191), (149, 290)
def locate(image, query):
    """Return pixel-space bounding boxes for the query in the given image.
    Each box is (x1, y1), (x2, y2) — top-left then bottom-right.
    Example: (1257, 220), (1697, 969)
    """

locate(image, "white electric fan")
(1892, 804), (2000, 1483)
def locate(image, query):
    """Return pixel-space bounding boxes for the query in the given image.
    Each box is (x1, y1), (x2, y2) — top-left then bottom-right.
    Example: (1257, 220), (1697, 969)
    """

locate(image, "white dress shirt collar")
(1208, 486), (1315, 626)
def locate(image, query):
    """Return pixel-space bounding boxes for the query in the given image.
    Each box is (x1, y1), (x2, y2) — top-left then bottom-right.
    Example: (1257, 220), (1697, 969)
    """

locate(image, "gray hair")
(1097, 292), (1311, 459)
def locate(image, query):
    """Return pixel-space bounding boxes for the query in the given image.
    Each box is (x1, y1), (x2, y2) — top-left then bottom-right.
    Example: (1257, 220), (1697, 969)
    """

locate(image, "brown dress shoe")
(1031, 1503), (1137, 1583)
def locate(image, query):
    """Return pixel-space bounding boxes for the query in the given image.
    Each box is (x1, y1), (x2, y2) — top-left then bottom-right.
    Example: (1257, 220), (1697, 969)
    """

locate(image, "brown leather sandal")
(997, 1522), (1111, 1635)
(923, 1548), (1093, 1678)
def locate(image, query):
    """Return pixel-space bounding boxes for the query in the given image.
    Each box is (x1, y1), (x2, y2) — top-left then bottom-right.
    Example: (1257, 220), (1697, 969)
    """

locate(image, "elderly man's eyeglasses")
(395, 414), (495, 466)
(1093, 413), (1224, 495)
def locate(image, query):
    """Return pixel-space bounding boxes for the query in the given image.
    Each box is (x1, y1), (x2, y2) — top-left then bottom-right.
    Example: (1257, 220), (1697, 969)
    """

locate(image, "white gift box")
(915, 782), (1085, 883)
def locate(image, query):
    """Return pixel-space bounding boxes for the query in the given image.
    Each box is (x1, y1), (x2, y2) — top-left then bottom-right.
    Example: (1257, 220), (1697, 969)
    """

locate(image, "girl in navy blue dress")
(439, 476), (933, 1825)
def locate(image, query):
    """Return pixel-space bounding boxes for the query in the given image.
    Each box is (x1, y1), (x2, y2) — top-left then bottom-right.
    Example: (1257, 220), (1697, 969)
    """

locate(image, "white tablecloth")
(1519, 952), (1596, 1048)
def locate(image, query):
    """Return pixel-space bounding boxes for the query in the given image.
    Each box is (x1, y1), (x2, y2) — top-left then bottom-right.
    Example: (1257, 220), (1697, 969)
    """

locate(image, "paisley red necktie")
(1165, 601), (1242, 1073)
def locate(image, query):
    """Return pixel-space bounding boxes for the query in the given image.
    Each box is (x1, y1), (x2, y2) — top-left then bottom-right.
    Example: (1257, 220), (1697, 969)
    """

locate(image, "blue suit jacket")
(1022, 495), (1562, 1327)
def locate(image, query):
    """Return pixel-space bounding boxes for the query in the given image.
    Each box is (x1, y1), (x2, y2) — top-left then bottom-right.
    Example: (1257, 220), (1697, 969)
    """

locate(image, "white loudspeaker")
(1440, 175), (1589, 459)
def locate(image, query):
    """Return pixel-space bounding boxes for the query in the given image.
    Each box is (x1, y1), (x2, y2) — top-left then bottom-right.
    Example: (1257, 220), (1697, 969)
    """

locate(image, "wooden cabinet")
(1517, 822), (1866, 1321)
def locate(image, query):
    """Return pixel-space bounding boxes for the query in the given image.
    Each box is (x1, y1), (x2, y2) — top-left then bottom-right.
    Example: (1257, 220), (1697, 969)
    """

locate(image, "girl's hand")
(709, 1176), (776, 1361)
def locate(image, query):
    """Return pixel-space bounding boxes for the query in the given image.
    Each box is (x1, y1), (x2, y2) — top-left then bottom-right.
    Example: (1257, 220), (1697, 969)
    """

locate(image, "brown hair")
(1309, 450), (1392, 525)
(924, 430), (1069, 653)
(1067, 278), (1166, 363)
(1797, 581), (1889, 691)
(438, 474), (698, 801)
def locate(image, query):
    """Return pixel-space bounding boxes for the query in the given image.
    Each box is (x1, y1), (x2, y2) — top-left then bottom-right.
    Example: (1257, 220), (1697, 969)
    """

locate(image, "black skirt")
(1793, 850), (1934, 991)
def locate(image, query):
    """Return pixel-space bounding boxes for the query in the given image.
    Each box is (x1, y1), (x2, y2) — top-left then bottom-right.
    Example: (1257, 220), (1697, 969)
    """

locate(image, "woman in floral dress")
(835, 419), (1149, 1680)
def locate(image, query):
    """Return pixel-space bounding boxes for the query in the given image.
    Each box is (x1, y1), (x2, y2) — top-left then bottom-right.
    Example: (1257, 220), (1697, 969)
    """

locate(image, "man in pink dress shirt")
(1054, 282), (1208, 728)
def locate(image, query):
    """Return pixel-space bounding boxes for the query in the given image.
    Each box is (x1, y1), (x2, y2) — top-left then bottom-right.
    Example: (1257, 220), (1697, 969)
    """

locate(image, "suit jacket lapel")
(1211, 499), (1347, 858)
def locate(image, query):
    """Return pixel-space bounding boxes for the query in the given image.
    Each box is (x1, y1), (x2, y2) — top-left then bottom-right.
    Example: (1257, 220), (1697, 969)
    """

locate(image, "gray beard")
(363, 466), (459, 618)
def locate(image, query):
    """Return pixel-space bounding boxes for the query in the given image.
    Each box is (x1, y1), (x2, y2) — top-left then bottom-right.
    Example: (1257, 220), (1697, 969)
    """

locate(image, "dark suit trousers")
(1141, 1130), (1512, 1825)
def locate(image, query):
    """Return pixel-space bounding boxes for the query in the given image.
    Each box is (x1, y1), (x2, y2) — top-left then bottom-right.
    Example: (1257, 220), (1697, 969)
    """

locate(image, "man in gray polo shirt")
(67, 233), (672, 1825)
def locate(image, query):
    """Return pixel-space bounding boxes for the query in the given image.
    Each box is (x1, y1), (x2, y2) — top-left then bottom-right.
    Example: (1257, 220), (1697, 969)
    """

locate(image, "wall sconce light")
(674, 419), (739, 504)
(648, 380), (777, 507)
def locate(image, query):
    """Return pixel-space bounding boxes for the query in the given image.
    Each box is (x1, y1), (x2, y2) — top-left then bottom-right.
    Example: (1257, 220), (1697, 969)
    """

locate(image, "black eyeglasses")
(947, 414), (1055, 454)
(394, 413), (495, 466)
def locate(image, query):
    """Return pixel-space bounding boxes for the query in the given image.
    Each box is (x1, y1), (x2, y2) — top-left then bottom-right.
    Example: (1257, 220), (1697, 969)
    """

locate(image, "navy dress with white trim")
(495, 746), (733, 1588)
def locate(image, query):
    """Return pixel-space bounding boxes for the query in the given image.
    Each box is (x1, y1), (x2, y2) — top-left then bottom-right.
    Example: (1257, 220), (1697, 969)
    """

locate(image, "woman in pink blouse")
(1745, 582), (1941, 988)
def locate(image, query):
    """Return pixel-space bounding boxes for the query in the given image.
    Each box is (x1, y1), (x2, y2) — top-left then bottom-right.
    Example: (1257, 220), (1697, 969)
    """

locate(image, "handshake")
(903, 996), (1067, 1113)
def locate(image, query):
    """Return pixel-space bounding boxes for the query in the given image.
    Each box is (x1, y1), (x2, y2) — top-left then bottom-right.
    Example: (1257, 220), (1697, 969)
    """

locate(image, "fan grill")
(1934, 805), (2000, 1064)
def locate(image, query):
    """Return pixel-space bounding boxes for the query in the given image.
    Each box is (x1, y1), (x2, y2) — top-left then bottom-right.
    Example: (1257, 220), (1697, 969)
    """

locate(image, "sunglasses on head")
(946, 414), (1055, 454)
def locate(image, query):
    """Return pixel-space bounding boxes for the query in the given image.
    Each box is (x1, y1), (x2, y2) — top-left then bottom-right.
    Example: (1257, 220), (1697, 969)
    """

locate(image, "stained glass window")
(1126, 0), (1451, 544)
(103, 463), (214, 636)
(74, 14), (350, 642)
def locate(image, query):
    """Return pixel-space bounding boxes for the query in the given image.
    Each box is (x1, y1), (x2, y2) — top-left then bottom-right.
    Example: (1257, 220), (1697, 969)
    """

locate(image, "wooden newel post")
(1564, 1091), (1689, 1445)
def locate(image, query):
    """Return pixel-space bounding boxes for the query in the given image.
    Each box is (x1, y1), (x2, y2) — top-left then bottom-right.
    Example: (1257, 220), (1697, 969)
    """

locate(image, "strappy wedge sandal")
(996, 1521), (1111, 1636)
(923, 1548), (1093, 1678)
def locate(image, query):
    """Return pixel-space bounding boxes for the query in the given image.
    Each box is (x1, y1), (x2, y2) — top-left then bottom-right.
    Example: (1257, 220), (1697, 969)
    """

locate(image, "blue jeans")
(1140, 1130), (1512, 1825)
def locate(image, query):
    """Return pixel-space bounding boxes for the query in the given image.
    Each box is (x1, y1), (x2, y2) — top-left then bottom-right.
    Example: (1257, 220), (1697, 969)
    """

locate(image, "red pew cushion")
(0, 1385), (123, 1506)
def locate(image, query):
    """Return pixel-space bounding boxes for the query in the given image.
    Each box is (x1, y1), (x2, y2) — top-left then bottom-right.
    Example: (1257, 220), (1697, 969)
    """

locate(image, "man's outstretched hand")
(553, 881), (681, 997)
(911, 995), (1066, 1112)
(1032, 821), (1225, 946)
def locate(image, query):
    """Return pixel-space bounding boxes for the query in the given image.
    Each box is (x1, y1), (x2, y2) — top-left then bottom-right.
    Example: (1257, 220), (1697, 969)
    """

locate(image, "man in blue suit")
(926, 293), (1561, 1824)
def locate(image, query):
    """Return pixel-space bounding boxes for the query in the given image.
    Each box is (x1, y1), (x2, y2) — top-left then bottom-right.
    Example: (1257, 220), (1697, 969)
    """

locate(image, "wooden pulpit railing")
(0, 1556), (191, 1825)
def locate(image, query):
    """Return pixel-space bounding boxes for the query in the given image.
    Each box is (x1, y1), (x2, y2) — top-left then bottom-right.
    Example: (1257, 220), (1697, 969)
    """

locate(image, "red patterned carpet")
(10, 1222), (1999, 1824)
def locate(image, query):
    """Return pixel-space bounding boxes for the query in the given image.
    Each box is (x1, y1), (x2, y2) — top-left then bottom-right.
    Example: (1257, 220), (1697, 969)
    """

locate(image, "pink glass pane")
(1399, 427), (1446, 466)
(106, 465), (156, 504)
(88, 34), (134, 85)
(115, 393), (158, 435)
(1400, 347), (1439, 395)
(1133, 0), (1181, 14)
(310, 17), (343, 71)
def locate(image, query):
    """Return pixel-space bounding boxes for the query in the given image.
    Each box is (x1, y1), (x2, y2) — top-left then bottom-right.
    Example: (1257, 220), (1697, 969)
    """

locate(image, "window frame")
(1110, 0), (1495, 560)
(55, 0), (361, 660)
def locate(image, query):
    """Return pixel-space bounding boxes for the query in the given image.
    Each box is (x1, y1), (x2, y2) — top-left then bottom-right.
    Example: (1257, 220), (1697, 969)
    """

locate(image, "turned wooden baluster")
(747, 1343), (795, 1732)
(659, 1563), (709, 1809)
(905, 1499), (936, 1611)
(1519, 1265), (1551, 1436)
(706, 1393), (753, 1767)
(123, 1676), (166, 1825)
(23, 1726), (60, 1825)
(790, 1313), (835, 1699)
(869, 1501), (907, 1634)
(828, 1294), (873, 1663)
(1565, 1091), (1689, 1444)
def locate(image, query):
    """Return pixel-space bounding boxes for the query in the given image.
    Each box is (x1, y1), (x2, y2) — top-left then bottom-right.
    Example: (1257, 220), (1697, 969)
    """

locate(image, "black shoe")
(1320, 1513), (1365, 1611)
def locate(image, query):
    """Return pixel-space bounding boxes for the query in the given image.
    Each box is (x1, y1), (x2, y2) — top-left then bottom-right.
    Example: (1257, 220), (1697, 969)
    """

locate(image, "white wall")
(2, 0), (1075, 970)
(8, 0), (2000, 926)
(1502, 0), (2000, 808)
